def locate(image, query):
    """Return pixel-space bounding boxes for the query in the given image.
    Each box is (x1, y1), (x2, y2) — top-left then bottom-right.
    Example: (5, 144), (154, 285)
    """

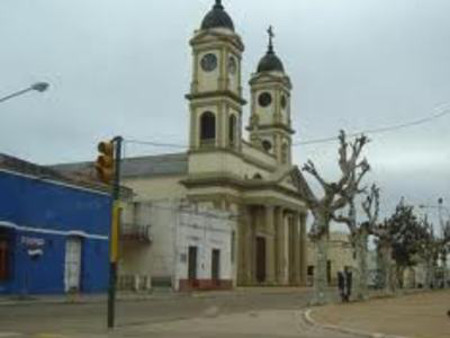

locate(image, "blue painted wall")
(0, 171), (111, 294)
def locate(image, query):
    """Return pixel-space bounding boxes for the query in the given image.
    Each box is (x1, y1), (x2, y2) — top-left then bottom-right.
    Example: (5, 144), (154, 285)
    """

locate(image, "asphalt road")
(0, 289), (349, 337)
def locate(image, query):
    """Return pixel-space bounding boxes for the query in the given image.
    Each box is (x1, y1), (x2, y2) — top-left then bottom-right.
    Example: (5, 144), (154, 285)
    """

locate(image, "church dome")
(257, 51), (284, 73)
(257, 27), (285, 73)
(201, 0), (235, 31)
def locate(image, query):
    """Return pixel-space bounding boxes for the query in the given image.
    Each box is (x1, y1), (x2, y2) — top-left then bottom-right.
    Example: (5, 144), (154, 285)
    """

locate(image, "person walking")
(337, 271), (346, 302)
(344, 266), (353, 302)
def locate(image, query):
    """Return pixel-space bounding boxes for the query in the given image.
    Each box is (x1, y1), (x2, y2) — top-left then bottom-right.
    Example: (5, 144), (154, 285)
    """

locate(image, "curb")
(303, 308), (408, 338)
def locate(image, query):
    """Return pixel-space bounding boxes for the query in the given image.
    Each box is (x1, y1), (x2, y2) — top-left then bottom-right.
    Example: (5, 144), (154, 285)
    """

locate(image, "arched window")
(229, 115), (237, 146)
(262, 140), (272, 152)
(253, 173), (263, 180)
(200, 111), (216, 143)
(281, 143), (289, 164)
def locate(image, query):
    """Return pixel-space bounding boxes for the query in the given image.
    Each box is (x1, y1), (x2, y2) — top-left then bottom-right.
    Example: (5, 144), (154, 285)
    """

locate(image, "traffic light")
(95, 140), (114, 184)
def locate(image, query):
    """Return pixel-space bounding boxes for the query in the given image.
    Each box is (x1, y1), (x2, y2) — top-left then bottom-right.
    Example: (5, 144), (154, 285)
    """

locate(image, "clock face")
(281, 95), (287, 109)
(258, 92), (272, 107)
(228, 56), (237, 75)
(201, 53), (218, 72)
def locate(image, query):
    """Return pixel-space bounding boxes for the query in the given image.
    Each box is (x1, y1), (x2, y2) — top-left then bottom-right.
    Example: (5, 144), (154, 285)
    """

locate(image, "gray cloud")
(1, 0), (449, 225)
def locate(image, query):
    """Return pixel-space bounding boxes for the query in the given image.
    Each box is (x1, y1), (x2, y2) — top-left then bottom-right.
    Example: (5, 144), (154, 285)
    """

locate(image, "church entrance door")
(256, 236), (266, 283)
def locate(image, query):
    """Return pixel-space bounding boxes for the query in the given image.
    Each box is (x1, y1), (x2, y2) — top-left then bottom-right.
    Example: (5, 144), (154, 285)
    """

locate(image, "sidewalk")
(0, 286), (313, 306)
(310, 290), (450, 338)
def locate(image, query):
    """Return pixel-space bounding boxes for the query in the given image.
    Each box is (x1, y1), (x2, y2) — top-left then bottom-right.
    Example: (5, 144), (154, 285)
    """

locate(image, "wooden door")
(0, 238), (9, 281)
(256, 237), (266, 283)
(211, 249), (220, 284)
(188, 246), (198, 281)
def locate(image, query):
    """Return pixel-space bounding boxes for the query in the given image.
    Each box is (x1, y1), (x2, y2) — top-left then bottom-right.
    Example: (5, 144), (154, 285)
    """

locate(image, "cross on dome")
(214, 0), (224, 9)
(267, 26), (275, 53)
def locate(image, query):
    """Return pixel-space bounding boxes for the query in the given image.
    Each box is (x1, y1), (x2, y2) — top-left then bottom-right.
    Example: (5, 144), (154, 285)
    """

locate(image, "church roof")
(50, 153), (188, 179)
(120, 153), (188, 177)
(257, 51), (285, 73)
(201, 0), (235, 31)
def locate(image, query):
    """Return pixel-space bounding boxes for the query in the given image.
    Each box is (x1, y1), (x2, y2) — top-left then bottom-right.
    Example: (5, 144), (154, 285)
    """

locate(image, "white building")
(119, 200), (236, 292)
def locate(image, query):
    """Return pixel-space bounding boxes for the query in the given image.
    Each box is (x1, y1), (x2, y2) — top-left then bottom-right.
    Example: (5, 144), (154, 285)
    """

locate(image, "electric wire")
(294, 103), (450, 146)
(123, 103), (450, 149)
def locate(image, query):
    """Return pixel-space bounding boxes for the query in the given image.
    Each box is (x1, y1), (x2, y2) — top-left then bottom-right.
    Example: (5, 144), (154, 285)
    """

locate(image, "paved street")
(312, 290), (450, 338)
(0, 289), (349, 337)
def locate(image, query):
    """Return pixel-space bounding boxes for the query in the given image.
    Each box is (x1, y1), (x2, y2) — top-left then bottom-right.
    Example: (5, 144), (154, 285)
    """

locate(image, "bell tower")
(248, 27), (294, 166)
(186, 0), (246, 152)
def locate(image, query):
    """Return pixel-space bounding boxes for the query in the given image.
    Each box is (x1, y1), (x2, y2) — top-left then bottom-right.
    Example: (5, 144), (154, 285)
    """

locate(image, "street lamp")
(0, 82), (50, 104)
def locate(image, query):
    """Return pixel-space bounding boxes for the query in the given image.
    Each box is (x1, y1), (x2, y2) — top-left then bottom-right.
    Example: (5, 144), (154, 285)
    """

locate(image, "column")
(237, 205), (252, 285)
(293, 212), (301, 285)
(300, 213), (308, 286)
(276, 207), (287, 285)
(265, 205), (276, 284)
(249, 207), (256, 284)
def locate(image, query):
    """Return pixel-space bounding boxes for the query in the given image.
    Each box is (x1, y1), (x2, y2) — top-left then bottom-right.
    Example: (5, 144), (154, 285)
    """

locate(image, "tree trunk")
(354, 230), (369, 300)
(313, 233), (329, 304)
(425, 258), (435, 289)
(395, 265), (405, 289)
(442, 254), (448, 288)
(377, 242), (394, 294)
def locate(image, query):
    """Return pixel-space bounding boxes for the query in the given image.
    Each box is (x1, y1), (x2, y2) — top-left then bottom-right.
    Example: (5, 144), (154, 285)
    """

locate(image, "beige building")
(53, 0), (311, 288)
(307, 232), (356, 286)
(119, 200), (236, 292)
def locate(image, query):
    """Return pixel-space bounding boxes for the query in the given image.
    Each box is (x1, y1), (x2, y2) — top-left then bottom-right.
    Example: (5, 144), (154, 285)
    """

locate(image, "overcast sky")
(1, 0), (449, 227)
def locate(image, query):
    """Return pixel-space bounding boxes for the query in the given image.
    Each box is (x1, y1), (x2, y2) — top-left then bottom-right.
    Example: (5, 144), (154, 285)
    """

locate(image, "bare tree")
(373, 221), (395, 294)
(332, 182), (375, 301)
(302, 130), (370, 303)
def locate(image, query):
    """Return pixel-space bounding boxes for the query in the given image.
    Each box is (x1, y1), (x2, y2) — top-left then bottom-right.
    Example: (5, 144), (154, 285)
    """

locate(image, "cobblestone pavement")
(312, 290), (450, 338)
(0, 288), (350, 337)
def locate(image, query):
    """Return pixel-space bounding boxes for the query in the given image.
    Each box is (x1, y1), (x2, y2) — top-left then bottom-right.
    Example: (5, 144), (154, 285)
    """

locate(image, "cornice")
(186, 90), (247, 105)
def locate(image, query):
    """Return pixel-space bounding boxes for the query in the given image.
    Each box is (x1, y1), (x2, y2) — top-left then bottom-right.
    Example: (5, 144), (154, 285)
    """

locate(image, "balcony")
(121, 223), (152, 243)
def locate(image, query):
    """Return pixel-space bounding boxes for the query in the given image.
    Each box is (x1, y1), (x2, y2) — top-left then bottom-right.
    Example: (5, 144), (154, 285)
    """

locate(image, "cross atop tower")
(267, 25), (275, 53)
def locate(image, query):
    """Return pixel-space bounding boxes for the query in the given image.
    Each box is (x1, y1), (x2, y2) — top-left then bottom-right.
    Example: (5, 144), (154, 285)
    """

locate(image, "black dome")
(201, 0), (235, 31)
(257, 50), (284, 73)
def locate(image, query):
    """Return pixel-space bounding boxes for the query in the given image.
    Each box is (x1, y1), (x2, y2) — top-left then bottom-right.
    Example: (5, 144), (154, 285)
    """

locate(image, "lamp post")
(0, 82), (50, 104)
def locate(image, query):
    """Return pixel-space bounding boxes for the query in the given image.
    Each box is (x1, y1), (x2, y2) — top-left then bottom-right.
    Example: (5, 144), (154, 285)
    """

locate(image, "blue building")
(0, 154), (111, 295)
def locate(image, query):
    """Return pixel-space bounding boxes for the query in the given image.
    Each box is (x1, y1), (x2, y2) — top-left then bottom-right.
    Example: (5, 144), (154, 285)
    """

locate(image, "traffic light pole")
(107, 136), (122, 329)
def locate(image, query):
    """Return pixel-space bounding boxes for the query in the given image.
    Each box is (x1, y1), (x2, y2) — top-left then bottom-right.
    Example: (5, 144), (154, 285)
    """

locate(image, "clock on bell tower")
(186, 0), (246, 151)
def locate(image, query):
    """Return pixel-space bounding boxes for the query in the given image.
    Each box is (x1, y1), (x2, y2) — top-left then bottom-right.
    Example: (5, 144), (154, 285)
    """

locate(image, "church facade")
(179, 0), (310, 286)
(53, 0), (311, 288)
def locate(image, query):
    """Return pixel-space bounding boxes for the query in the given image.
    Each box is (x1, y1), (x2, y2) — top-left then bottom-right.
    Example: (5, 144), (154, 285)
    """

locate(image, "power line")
(294, 103), (450, 146)
(124, 139), (187, 149)
(123, 103), (450, 149)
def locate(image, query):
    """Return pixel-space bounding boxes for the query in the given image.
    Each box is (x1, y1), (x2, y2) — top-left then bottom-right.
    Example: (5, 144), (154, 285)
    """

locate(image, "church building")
(53, 0), (311, 289)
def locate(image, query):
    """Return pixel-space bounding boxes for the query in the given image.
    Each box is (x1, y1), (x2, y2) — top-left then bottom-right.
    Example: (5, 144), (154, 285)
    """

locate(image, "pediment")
(274, 166), (312, 200)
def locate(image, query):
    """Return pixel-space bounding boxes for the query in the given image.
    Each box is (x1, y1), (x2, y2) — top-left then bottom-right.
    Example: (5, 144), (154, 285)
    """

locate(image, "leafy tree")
(417, 217), (440, 288)
(383, 199), (423, 288)
(440, 220), (450, 287)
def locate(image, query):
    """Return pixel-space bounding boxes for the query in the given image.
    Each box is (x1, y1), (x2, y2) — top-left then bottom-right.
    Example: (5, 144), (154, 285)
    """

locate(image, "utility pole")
(108, 136), (122, 328)
(95, 136), (123, 328)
